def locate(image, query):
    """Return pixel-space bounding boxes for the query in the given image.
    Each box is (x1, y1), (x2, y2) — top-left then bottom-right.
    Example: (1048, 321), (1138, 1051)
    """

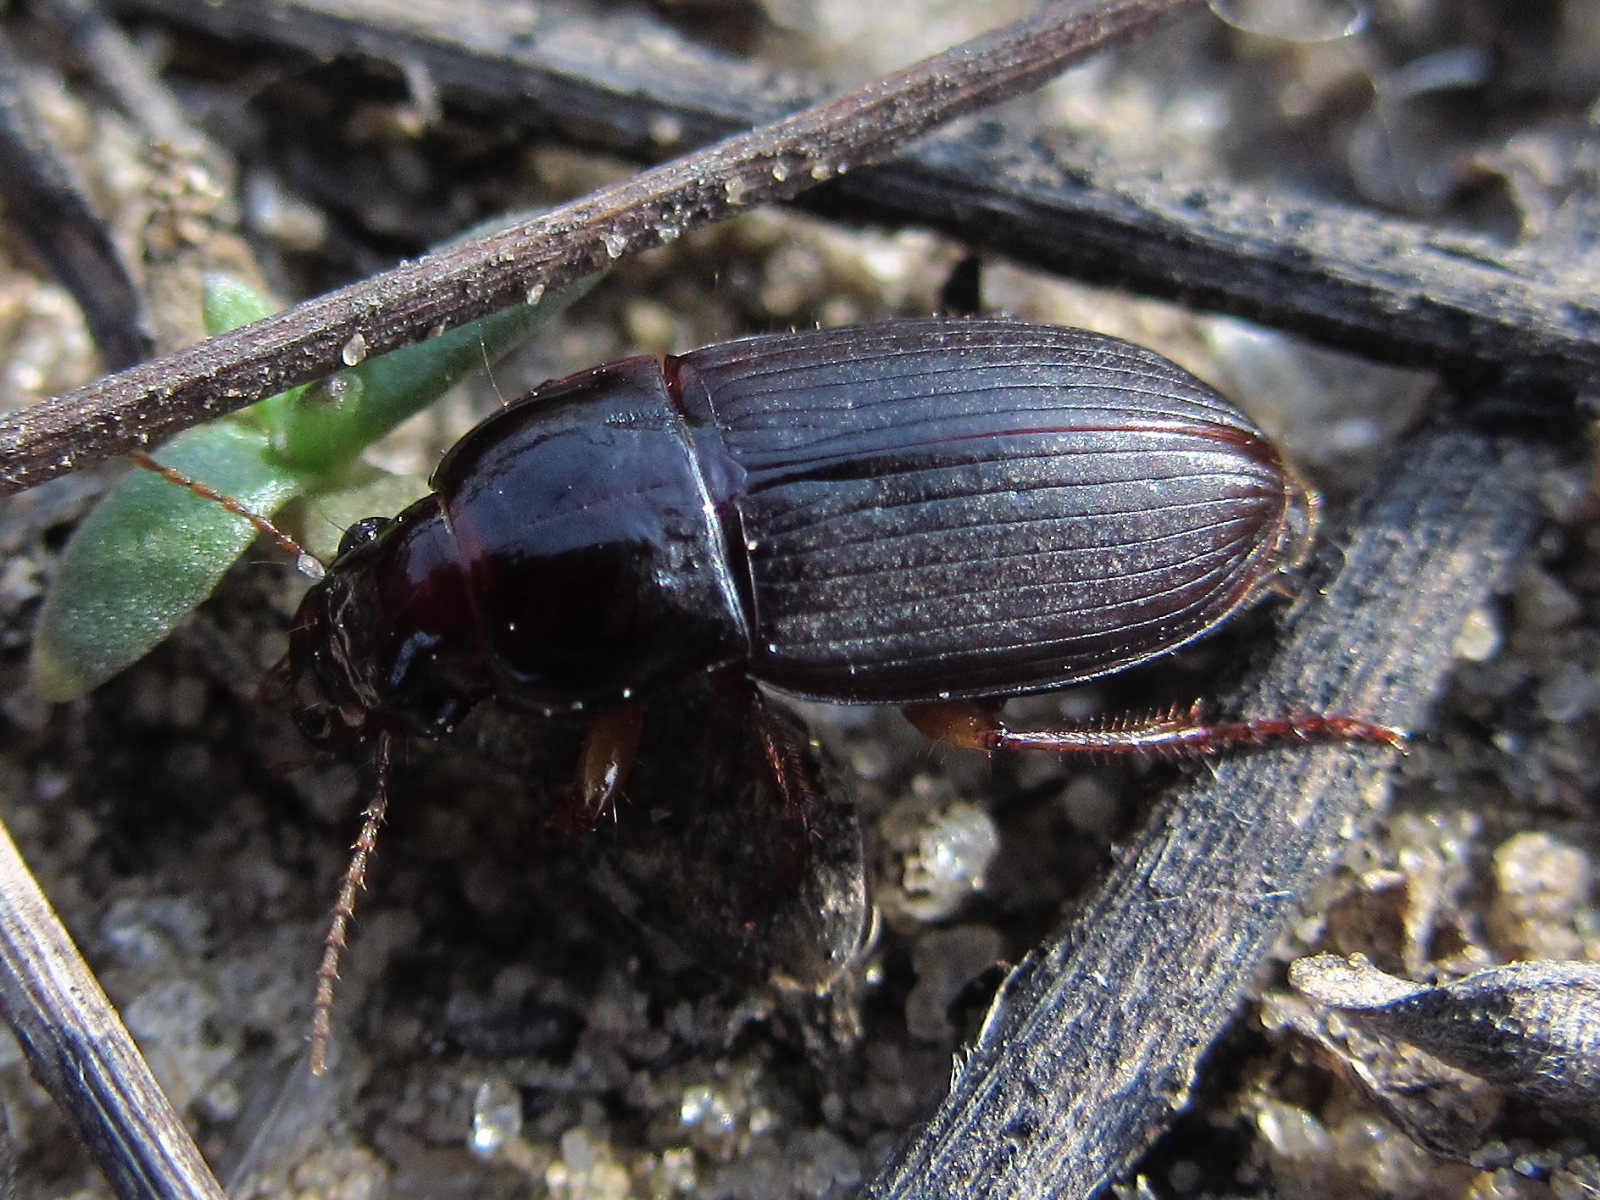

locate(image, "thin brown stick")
(0, 0), (1191, 496)
(0, 812), (226, 1200)
(103, 0), (1600, 395)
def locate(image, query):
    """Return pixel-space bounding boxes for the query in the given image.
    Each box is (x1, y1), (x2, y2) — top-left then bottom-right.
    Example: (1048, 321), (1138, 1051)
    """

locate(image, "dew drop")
(1206, 0), (1367, 42)
(339, 332), (369, 366)
(647, 114), (684, 146)
(469, 1078), (522, 1158)
(771, 161), (790, 182)
(603, 231), (629, 258)
(321, 371), (362, 404)
(525, 282), (546, 306)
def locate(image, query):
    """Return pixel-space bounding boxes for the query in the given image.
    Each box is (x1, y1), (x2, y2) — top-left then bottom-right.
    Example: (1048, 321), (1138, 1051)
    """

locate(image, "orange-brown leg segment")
(903, 699), (1405, 759)
(554, 704), (647, 835)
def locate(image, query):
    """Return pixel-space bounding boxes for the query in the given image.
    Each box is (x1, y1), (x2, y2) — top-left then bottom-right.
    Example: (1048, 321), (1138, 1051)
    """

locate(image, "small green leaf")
(200, 272), (309, 435)
(201, 271), (275, 335)
(32, 423), (303, 700)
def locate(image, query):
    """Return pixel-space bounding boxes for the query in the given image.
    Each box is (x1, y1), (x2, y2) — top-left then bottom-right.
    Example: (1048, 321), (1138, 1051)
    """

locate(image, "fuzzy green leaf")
(32, 423), (302, 700)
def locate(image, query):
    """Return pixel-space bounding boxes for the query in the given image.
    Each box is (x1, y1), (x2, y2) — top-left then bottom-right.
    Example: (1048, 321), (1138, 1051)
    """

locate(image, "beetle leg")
(748, 694), (816, 831)
(938, 254), (984, 317)
(903, 699), (1404, 759)
(709, 670), (819, 893)
(556, 704), (646, 834)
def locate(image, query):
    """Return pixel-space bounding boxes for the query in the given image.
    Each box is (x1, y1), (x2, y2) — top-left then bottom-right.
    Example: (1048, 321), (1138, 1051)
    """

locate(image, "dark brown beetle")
(290, 320), (1315, 729)
(219, 318), (1399, 1068)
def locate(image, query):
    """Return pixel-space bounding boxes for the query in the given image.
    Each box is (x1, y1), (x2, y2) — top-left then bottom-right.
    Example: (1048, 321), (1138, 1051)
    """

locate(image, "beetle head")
(272, 500), (486, 750)
(276, 564), (389, 753)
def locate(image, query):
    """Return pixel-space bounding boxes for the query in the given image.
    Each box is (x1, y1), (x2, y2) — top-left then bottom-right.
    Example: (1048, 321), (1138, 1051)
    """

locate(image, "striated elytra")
(285, 318), (1310, 744)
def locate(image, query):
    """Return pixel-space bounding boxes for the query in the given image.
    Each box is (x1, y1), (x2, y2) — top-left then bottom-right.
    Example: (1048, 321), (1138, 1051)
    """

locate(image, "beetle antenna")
(478, 333), (513, 408)
(309, 730), (394, 1075)
(127, 450), (326, 580)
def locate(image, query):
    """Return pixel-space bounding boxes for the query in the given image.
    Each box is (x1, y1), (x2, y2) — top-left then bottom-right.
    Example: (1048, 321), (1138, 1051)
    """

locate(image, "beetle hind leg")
(903, 699), (1404, 760)
(707, 670), (822, 896)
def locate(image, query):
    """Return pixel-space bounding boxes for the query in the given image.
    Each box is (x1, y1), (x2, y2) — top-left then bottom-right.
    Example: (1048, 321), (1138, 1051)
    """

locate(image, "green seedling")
(34, 270), (587, 700)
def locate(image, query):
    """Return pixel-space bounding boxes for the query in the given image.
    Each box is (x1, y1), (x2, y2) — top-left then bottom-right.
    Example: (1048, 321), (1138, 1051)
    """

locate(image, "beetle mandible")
(202, 317), (1398, 1069)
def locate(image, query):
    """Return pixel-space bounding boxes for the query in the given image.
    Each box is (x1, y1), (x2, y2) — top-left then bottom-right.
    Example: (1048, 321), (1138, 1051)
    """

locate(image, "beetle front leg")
(903, 699), (1404, 759)
(553, 704), (647, 834)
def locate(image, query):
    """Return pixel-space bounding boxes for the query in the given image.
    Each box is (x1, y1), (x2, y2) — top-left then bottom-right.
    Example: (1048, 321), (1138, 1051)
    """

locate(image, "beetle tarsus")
(1191, 713), (1408, 752)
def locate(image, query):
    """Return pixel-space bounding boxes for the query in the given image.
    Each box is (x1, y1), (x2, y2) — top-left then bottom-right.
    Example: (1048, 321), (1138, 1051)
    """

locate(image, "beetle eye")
(296, 707), (333, 745)
(337, 517), (392, 559)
